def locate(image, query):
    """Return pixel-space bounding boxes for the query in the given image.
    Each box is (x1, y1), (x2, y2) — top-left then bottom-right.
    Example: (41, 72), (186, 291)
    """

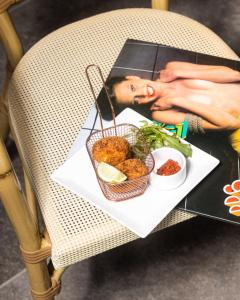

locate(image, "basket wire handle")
(85, 64), (117, 136)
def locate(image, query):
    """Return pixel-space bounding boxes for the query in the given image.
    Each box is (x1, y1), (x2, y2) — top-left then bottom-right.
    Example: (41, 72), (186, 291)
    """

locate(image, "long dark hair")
(97, 75), (152, 121)
(106, 76), (127, 101)
(96, 76), (127, 120)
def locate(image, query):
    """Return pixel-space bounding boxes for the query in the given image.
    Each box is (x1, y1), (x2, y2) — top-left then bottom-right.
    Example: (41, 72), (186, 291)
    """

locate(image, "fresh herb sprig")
(130, 130), (151, 160)
(132, 121), (192, 158)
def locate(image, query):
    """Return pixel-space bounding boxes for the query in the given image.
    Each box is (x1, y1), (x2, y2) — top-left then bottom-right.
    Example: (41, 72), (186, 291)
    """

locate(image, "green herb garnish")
(132, 121), (192, 158)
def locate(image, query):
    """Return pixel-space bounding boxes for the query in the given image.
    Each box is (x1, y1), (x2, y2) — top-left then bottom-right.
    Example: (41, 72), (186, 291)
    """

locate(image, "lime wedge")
(97, 162), (127, 183)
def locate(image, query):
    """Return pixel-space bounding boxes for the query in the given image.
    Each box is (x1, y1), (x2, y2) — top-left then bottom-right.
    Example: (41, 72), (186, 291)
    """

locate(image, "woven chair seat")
(7, 8), (238, 269)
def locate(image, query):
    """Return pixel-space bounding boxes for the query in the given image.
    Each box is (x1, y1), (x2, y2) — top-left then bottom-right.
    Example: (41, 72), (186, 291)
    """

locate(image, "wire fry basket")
(85, 65), (154, 201)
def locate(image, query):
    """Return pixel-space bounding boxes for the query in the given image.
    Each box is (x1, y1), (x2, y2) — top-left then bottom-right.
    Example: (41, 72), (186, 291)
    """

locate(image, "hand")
(151, 96), (240, 130)
(159, 61), (240, 83)
(150, 63), (240, 130)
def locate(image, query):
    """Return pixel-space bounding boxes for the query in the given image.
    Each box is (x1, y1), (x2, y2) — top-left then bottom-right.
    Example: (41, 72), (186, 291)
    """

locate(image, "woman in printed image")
(107, 62), (240, 133)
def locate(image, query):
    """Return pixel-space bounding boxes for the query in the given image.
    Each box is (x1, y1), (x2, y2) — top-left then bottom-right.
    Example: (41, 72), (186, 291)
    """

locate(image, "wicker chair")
(0, 0), (238, 299)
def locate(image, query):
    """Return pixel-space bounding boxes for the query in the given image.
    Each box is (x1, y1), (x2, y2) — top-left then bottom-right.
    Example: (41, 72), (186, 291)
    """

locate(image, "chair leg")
(151, 0), (169, 10)
(0, 11), (24, 140)
(24, 169), (39, 227)
(0, 139), (57, 299)
(26, 262), (56, 300)
(0, 67), (11, 140)
(0, 96), (9, 140)
(0, 12), (23, 70)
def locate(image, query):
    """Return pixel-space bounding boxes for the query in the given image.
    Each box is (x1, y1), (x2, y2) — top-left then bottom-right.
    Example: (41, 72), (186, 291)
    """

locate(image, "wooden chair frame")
(0, 1), (169, 299)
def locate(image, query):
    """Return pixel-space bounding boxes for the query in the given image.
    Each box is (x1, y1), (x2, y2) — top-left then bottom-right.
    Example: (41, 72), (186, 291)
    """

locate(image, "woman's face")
(113, 76), (157, 105)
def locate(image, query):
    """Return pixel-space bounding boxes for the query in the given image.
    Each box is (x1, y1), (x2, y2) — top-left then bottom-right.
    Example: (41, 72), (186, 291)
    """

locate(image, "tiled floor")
(1, 217), (240, 299)
(0, 0), (240, 299)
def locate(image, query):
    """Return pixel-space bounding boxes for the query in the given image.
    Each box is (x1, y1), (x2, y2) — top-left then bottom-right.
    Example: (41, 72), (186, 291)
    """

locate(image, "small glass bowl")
(150, 147), (187, 190)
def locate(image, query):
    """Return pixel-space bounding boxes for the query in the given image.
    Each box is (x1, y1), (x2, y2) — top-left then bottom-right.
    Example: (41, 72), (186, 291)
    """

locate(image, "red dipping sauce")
(157, 159), (181, 176)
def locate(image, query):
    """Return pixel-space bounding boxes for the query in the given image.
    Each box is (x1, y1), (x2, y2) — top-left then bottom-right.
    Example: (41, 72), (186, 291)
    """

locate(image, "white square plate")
(51, 108), (219, 237)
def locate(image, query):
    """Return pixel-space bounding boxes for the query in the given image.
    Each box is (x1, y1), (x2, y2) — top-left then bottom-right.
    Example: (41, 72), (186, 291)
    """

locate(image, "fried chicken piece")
(92, 136), (129, 166)
(115, 159), (148, 180)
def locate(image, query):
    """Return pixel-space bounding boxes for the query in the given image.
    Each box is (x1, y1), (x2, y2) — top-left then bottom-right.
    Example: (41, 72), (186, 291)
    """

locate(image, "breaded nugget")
(115, 159), (148, 180)
(92, 136), (129, 166)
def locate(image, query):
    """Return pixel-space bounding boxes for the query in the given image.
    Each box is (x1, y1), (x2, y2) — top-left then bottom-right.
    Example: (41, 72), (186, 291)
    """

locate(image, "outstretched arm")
(159, 62), (240, 83)
(151, 109), (220, 130)
(151, 96), (240, 130)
